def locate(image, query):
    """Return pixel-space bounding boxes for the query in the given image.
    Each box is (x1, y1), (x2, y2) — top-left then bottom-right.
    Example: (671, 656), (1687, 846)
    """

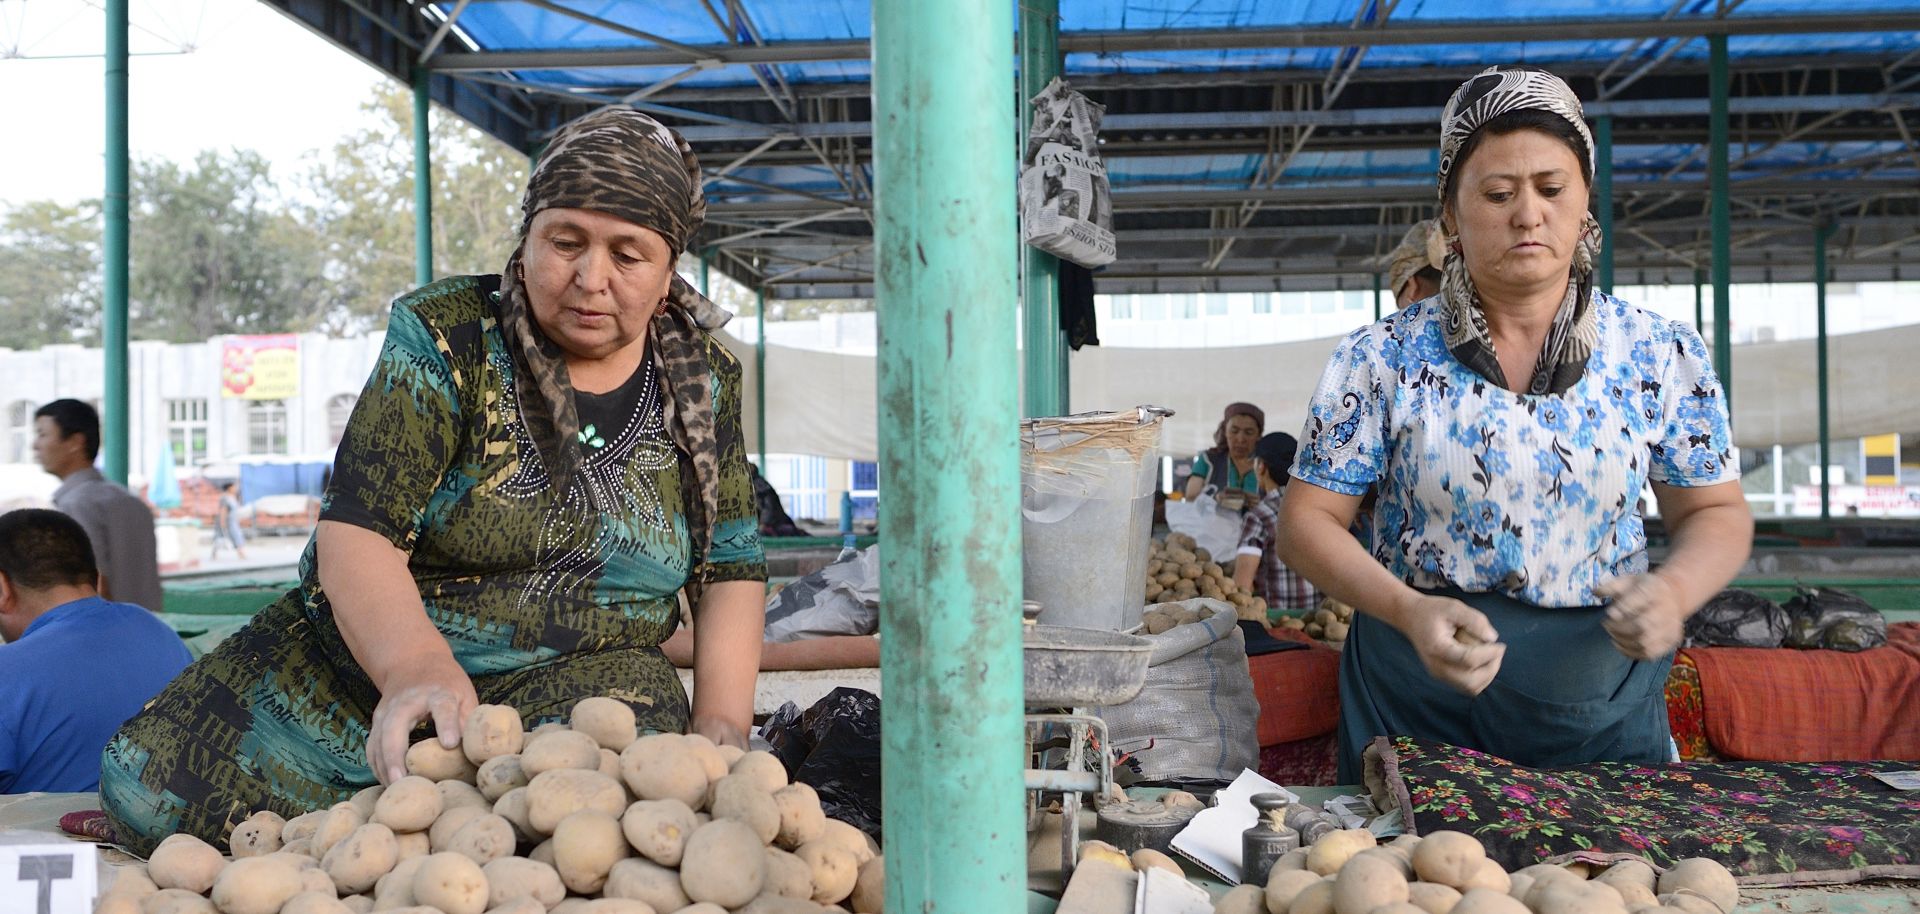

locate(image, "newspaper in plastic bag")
(1020, 76), (1116, 268)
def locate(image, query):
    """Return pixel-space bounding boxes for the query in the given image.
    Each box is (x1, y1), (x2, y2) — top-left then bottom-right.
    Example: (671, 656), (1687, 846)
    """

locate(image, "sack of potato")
(96, 696), (884, 914)
(1274, 597), (1353, 644)
(1145, 533), (1267, 623)
(1230, 826), (1740, 914)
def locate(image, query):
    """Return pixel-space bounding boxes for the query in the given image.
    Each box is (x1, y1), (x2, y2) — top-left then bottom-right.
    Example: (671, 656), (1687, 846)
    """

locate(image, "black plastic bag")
(759, 687), (883, 840)
(1782, 586), (1887, 652)
(1684, 589), (1787, 648)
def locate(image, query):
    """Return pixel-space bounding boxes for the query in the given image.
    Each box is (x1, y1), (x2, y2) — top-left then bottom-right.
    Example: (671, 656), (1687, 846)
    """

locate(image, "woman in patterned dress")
(98, 107), (767, 853)
(1278, 66), (1754, 782)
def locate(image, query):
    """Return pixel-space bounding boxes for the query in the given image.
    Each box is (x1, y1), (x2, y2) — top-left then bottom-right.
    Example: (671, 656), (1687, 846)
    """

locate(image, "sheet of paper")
(1135, 865), (1214, 914)
(1168, 769), (1297, 884)
(1872, 770), (1920, 790)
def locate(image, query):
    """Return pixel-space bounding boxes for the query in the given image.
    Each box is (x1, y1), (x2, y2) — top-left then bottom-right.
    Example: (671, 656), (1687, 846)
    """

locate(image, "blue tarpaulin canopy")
(263, 0), (1920, 295)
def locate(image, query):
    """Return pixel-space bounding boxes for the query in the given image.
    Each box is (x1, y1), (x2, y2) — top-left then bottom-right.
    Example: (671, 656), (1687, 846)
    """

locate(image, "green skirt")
(99, 591), (687, 855)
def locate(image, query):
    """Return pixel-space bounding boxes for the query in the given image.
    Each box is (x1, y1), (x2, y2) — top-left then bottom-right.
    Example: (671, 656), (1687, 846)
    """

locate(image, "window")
(248, 400), (289, 454)
(1252, 295), (1273, 315)
(1105, 295), (1132, 320)
(6, 400), (33, 464)
(1172, 294), (1199, 320)
(1141, 296), (1167, 320)
(166, 399), (209, 468)
(327, 394), (358, 446)
(1204, 293), (1230, 316)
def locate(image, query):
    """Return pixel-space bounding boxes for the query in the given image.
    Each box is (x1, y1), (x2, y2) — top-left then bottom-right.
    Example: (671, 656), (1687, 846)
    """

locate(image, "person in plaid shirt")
(1233, 432), (1320, 611)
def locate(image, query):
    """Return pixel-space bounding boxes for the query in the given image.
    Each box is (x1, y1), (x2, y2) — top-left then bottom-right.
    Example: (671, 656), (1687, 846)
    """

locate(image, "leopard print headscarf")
(497, 106), (733, 548)
(1435, 65), (1603, 396)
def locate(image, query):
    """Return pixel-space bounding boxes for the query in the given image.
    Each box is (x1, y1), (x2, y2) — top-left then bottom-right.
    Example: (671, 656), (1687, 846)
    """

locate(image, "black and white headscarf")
(1435, 66), (1604, 396)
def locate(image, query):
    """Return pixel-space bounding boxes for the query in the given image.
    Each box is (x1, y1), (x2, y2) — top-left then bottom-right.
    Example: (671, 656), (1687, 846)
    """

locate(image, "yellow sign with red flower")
(220, 334), (300, 400)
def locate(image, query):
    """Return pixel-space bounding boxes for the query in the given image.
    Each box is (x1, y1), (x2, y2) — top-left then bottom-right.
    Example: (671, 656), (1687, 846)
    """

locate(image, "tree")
(0, 200), (101, 349)
(128, 150), (328, 342)
(304, 85), (527, 334)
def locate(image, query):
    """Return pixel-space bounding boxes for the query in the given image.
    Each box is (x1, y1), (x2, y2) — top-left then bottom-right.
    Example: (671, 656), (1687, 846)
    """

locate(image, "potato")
(820, 819), (879, 866)
(1452, 887), (1531, 914)
(1266, 869), (1323, 912)
(104, 866), (160, 901)
(323, 822), (400, 895)
(1656, 858), (1738, 914)
(281, 838), (315, 859)
(446, 813), (516, 865)
(621, 734), (710, 809)
(1597, 860), (1657, 894)
(1128, 847), (1180, 876)
(598, 856), (692, 911)
(1368, 906), (1429, 914)
(523, 729), (604, 778)
(139, 889), (218, 914)
(429, 805), (490, 853)
(483, 856), (566, 910)
(1529, 878), (1630, 914)
(406, 737), (480, 782)
(680, 819), (766, 908)
(1323, 621), (1351, 641)
(371, 776), (442, 833)
(437, 779), (492, 813)
(1407, 881), (1464, 914)
(340, 896), (372, 914)
(731, 750), (790, 793)
(460, 704), (525, 765)
(1215, 882), (1265, 914)
(493, 786), (538, 841)
(760, 846), (813, 900)
(311, 805), (369, 862)
(377, 854), (427, 906)
(1271, 847), (1310, 874)
(230, 811), (287, 857)
(712, 774), (782, 844)
(298, 867), (334, 894)
(394, 830), (430, 861)
(598, 747), (625, 782)
(851, 855), (884, 914)
(283, 810), (325, 845)
(1332, 850), (1410, 914)
(475, 754), (528, 802)
(98, 894), (143, 914)
(210, 855), (305, 914)
(1459, 858), (1509, 895)
(1657, 893), (1724, 914)
(716, 744), (745, 766)
(552, 809), (630, 895)
(1306, 829), (1377, 876)
(1357, 847), (1414, 880)
(734, 898), (819, 914)
(573, 900), (655, 914)
(281, 892), (355, 914)
(797, 840), (858, 905)
(767, 783), (828, 850)
(482, 899), (547, 914)
(567, 696), (639, 751)
(1288, 879), (1337, 914)
(527, 768), (630, 834)
(1611, 881), (1660, 907)
(621, 798), (699, 866)
(1410, 831), (1487, 889)
(529, 838), (556, 867)
(148, 833), (225, 894)
(411, 852), (489, 914)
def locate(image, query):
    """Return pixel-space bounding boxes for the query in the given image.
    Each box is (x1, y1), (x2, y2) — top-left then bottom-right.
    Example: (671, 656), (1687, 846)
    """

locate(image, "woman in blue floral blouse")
(1279, 66), (1753, 782)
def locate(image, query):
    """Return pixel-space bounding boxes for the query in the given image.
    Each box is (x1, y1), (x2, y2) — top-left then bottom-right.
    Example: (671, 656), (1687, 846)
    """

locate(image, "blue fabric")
(0, 596), (191, 793)
(1335, 587), (1672, 783)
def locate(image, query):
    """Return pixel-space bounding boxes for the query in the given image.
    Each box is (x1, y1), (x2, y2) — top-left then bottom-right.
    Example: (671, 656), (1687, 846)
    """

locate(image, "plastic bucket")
(1021, 406), (1170, 631)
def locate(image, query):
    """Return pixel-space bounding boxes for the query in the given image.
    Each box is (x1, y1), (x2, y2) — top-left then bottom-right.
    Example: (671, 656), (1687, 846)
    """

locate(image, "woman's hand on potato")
(692, 714), (750, 751)
(369, 654), (479, 784)
(1596, 573), (1686, 660)
(1395, 594), (1504, 696)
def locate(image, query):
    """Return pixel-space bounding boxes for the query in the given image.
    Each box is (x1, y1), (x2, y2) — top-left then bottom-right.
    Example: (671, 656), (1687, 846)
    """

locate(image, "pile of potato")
(1212, 827), (1740, 914)
(1146, 533), (1268, 622)
(95, 697), (884, 914)
(1273, 598), (1354, 643)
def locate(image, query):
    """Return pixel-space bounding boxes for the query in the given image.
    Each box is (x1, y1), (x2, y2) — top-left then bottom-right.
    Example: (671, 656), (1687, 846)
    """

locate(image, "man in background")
(0, 509), (190, 792)
(1232, 432), (1320, 612)
(31, 399), (162, 612)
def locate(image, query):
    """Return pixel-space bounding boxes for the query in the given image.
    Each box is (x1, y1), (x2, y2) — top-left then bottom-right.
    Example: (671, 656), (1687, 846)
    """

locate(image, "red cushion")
(1685, 621), (1920, 761)
(1248, 631), (1341, 746)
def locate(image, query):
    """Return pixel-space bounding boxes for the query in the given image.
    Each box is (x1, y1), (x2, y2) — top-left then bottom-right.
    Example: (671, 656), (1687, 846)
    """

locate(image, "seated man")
(1233, 433), (1321, 612)
(0, 509), (191, 793)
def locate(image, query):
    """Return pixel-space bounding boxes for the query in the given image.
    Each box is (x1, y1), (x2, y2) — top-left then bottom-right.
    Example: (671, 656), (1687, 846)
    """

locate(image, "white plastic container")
(1021, 406), (1170, 631)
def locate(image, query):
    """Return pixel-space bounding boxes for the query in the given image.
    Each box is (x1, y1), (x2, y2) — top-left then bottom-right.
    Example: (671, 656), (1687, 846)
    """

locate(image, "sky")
(0, 0), (389, 209)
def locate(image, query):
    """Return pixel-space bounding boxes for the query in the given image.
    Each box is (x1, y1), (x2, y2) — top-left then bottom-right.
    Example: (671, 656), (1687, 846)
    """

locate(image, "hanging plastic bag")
(1164, 490), (1243, 560)
(1019, 77), (1116, 267)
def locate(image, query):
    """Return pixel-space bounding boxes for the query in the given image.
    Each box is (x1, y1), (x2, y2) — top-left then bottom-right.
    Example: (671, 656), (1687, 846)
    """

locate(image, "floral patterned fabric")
(1665, 653), (1720, 762)
(1291, 292), (1738, 608)
(1374, 735), (1920, 886)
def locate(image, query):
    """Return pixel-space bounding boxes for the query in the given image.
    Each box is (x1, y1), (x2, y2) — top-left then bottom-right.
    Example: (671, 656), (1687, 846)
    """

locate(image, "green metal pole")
(1693, 268), (1704, 333)
(755, 287), (767, 473)
(103, 0), (129, 484)
(1594, 114), (1614, 295)
(874, 0), (1023, 909)
(1816, 223), (1832, 521)
(413, 66), (434, 287)
(1709, 34), (1732, 409)
(1373, 271), (1383, 320)
(1019, 0), (1066, 417)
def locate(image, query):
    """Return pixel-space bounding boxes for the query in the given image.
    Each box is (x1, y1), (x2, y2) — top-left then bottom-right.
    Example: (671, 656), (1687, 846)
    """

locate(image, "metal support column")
(873, 0), (1024, 909)
(413, 66), (434, 287)
(1816, 223), (1833, 521)
(103, 0), (129, 483)
(1693, 269), (1704, 333)
(756, 287), (767, 473)
(1709, 35), (1732, 407)
(1019, 0), (1066, 417)
(1594, 114), (1614, 294)
(1373, 272), (1383, 320)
